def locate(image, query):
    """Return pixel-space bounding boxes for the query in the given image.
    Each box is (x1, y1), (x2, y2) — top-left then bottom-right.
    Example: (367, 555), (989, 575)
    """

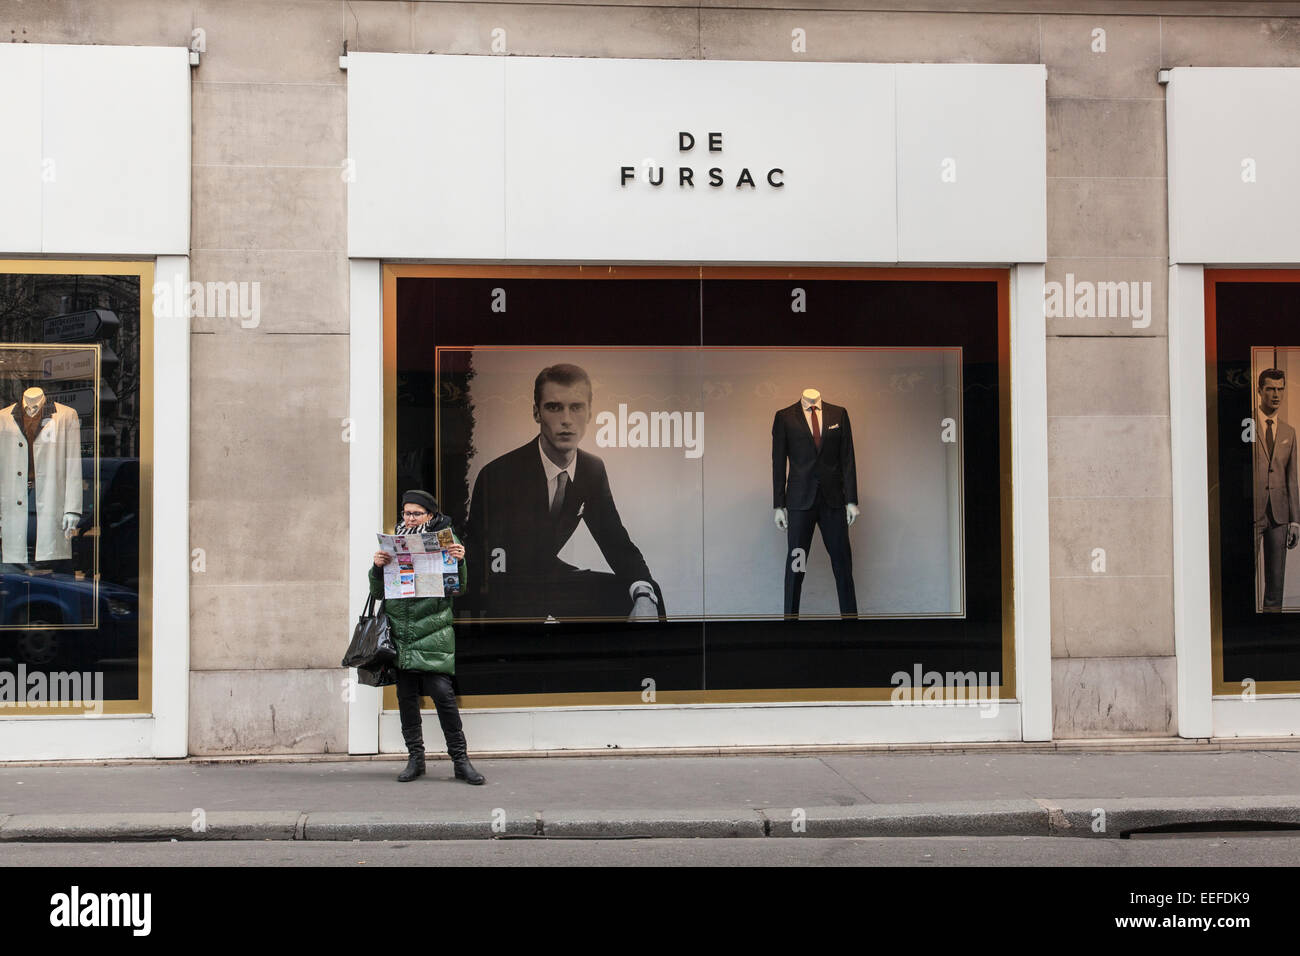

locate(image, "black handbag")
(355, 661), (398, 687)
(342, 594), (398, 669)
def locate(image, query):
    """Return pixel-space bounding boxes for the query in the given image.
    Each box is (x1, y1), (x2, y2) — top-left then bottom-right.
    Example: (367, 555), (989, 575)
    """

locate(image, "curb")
(3, 797), (1299, 842)
(763, 800), (1048, 838)
(1047, 796), (1300, 837)
(0, 811), (300, 842)
(301, 809), (538, 841)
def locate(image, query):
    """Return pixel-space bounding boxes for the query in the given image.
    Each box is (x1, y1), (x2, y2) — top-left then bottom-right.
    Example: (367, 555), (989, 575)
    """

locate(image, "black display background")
(1212, 280), (1300, 684)
(396, 275), (1006, 697)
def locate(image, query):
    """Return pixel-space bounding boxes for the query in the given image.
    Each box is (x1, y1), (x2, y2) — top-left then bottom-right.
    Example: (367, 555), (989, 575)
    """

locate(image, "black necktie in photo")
(550, 470), (569, 518)
(1267, 419), (1275, 459)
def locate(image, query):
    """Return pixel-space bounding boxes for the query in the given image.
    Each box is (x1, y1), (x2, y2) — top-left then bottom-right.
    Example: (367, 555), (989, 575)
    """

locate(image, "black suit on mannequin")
(772, 401), (858, 617)
(466, 439), (665, 620)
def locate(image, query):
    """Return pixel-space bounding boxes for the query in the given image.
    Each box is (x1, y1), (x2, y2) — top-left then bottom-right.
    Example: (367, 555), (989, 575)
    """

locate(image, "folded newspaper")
(377, 530), (460, 599)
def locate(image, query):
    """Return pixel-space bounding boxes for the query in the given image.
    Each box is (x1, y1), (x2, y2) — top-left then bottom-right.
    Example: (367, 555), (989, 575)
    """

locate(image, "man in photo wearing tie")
(1254, 368), (1300, 611)
(772, 388), (859, 618)
(465, 363), (664, 621)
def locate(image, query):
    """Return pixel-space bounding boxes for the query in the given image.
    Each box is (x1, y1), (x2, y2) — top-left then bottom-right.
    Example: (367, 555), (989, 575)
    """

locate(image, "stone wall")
(4, 0), (1299, 749)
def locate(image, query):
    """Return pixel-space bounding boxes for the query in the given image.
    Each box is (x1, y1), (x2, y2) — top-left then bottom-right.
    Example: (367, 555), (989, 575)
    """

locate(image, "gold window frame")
(1205, 268), (1300, 696)
(0, 260), (153, 716)
(382, 264), (1013, 710)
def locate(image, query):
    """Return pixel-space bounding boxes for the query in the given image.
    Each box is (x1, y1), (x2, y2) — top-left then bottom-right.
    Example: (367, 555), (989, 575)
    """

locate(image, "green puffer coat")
(368, 519), (466, 675)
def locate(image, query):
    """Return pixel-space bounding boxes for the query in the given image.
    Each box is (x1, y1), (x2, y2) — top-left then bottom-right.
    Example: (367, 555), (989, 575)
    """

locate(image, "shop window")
(387, 268), (1012, 706)
(1206, 271), (1300, 693)
(0, 264), (150, 714)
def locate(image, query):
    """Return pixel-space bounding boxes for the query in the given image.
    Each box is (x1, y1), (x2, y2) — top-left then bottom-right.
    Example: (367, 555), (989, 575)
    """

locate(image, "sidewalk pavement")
(2, 747), (1299, 842)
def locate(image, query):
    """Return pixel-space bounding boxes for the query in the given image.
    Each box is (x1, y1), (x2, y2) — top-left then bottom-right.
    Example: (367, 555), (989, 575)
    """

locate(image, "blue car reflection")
(0, 458), (139, 669)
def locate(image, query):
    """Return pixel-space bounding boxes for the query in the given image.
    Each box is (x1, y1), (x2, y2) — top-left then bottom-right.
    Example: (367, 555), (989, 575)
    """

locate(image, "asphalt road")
(3, 834), (1298, 866)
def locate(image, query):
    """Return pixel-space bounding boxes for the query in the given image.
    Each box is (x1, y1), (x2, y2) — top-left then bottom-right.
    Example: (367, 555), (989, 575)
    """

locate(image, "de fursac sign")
(620, 132), (784, 190)
(347, 55), (1046, 263)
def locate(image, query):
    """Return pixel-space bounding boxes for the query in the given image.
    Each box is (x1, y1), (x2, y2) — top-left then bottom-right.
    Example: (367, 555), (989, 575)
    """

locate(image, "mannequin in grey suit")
(772, 388), (859, 617)
(1254, 368), (1300, 611)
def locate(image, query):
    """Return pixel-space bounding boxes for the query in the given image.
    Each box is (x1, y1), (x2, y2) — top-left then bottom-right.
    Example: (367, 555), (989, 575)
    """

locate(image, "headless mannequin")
(22, 386), (44, 417)
(21, 387), (80, 541)
(774, 388), (860, 530)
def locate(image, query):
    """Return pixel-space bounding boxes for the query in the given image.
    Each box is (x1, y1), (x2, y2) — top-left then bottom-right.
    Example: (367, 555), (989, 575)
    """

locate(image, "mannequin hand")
(774, 508), (788, 531)
(1289, 523), (1300, 550)
(845, 504), (860, 528)
(63, 513), (79, 538)
(628, 595), (658, 621)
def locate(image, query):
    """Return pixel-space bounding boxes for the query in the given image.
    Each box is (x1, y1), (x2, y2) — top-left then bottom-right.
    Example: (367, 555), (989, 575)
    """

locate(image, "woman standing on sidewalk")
(370, 490), (485, 785)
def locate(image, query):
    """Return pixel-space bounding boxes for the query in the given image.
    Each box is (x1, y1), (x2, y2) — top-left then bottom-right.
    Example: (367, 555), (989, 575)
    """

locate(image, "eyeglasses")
(401, 510), (430, 519)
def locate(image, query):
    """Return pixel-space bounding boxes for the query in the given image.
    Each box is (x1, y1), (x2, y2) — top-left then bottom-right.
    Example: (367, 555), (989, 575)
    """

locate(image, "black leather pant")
(395, 669), (468, 760)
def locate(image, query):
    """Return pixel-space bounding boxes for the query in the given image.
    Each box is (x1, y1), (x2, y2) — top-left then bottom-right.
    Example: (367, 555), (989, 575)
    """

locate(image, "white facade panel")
(0, 45), (43, 254)
(381, 702), (1021, 753)
(503, 58), (897, 263)
(1213, 697), (1300, 738)
(348, 260), (384, 754)
(896, 64), (1047, 264)
(1011, 265), (1052, 740)
(41, 45), (190, 255)
(1167, 265), (1213, 738)
(1167, 68), (1300, 265)
(348, 55), (1047, 265)
(347, 53), (506, 260)
(150, 255), (191, 757)
(1, 717), (157, 762)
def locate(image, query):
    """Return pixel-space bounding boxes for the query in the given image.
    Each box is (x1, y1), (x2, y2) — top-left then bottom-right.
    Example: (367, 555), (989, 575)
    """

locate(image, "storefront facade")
(1, 2), (1297, 759)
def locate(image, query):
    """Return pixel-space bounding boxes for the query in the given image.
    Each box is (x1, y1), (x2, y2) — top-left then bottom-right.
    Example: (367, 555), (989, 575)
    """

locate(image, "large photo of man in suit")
(1253, 366), (1300, 611)
(465, 363), (665, 622)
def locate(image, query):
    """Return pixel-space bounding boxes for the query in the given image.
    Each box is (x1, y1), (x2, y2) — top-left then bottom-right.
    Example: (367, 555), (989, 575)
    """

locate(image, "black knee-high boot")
(397, 719), (426, 782)
(444, 730), (485, 785)
(395, 670), (426, 782)
(427, 672), (485, 785)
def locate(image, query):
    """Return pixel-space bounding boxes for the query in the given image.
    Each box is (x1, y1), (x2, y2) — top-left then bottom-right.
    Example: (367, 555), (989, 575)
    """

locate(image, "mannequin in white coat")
(0, 386), (82, 564)
(21, 389), (79, 541)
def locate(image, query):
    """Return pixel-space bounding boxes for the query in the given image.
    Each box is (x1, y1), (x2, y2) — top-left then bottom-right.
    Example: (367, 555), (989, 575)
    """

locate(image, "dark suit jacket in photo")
(465, 439), (663, 617)
(1255, 415), (1300, 529)
(772, 401), (859, 511)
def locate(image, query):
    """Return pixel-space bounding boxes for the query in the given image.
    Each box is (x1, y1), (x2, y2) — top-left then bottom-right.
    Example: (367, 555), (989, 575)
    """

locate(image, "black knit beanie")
(401, 489), (439, 515)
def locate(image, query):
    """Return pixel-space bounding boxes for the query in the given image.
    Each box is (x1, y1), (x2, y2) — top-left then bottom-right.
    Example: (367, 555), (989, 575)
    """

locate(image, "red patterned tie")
(810, 406), (822, 451)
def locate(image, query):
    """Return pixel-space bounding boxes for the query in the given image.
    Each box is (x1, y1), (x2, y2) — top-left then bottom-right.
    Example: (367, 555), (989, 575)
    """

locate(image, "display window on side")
(0, 267), (148, 714)
(1207, 272), (1300, 693)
